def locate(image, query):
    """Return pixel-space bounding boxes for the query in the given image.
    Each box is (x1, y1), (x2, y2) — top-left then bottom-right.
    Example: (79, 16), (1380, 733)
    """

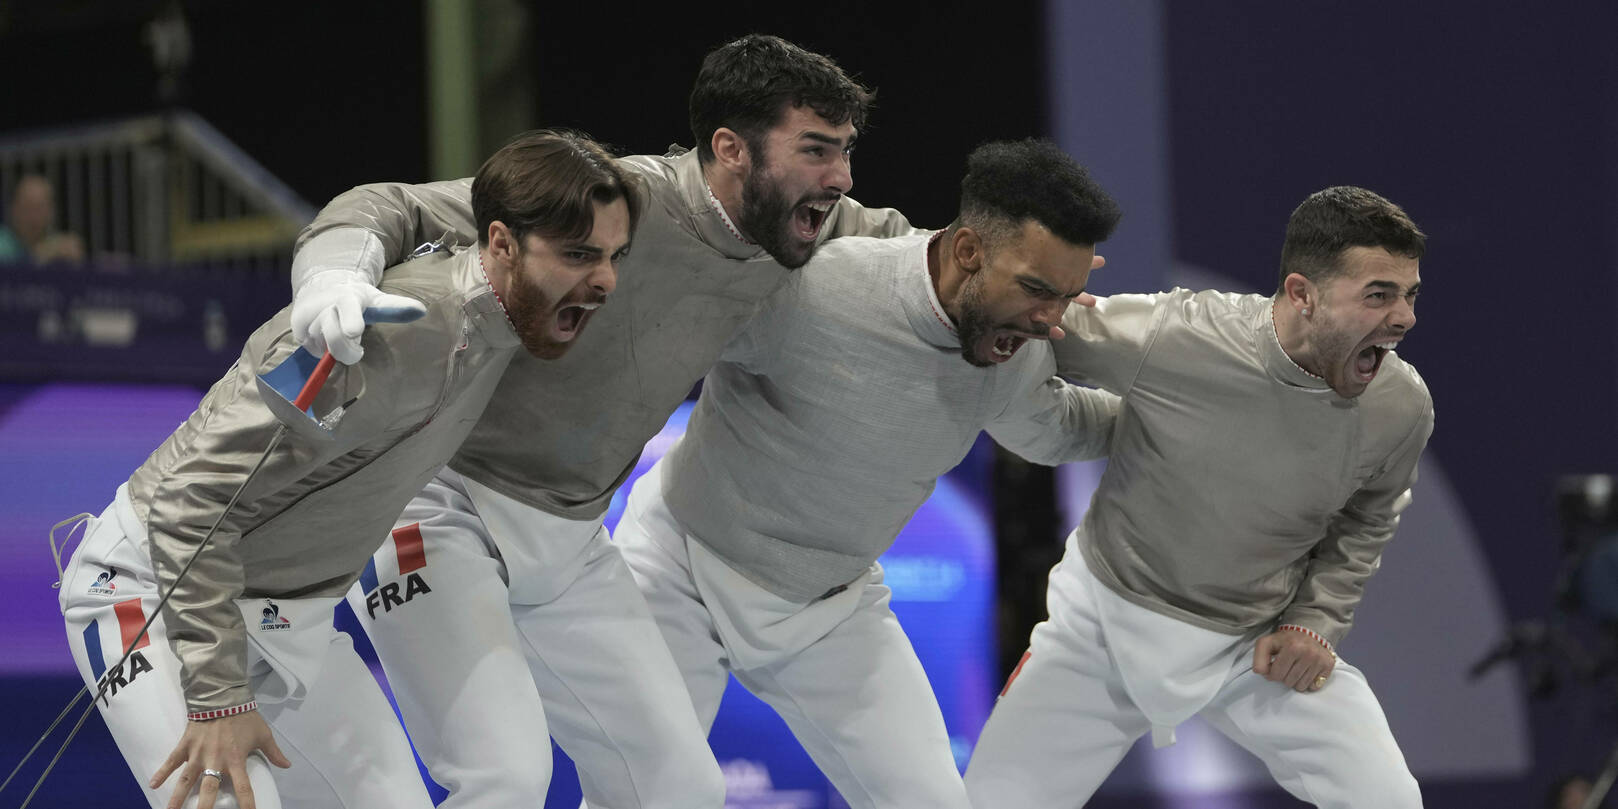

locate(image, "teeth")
(1376, 341), (1397, 350)
(991, 345), (1012, 358)
(805, 201), (834, 212)
(567, 303), (601, 311)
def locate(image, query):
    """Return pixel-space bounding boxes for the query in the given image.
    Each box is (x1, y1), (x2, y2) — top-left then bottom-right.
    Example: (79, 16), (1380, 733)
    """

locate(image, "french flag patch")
(358, 523), (434, 619)
(83, 598), (150, 680)
(360, 523), (428, 594)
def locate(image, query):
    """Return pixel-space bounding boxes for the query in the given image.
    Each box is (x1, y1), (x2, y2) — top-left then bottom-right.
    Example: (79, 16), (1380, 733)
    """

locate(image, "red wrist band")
(1277, 624), (1334, 655)
(187, 701), (258, 722)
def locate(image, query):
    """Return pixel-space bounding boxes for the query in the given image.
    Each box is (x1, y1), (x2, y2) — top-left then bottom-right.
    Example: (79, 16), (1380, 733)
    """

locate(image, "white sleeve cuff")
(290, 228), (386, 291)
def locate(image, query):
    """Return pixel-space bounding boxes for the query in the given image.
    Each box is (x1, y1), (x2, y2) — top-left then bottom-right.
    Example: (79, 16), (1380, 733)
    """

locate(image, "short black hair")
(688, 34), (873, 164)
(1278, 186), (1425, 291)
(472, 129), (641, 247)
(954, 139), (1121, 250)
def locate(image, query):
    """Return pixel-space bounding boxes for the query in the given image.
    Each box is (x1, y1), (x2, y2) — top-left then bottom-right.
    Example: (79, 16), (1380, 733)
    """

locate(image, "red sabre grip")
(292, 351), (337, 412)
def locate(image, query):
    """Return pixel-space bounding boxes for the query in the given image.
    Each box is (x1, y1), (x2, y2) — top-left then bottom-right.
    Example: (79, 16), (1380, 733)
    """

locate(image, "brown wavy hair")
(472, 129), (641, 247)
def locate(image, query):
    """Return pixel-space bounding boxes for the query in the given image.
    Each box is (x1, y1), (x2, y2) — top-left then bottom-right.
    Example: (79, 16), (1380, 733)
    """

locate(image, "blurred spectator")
(1547, 774), (1605, 809)
(0, 175), (85, 263)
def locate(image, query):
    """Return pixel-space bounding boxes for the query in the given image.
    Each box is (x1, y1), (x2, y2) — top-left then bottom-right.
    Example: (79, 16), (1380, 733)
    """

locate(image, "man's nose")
(1030, 298), (1069, 331)
(824, 153), (852, 195)
(1389, 297), (1416, 331)
(589, 259), (617, 297)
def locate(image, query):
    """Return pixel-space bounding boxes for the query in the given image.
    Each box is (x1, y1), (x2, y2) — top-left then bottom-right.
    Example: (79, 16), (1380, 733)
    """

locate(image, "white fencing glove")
(291, 271), (427, 364)
(289, 229), (426, 364)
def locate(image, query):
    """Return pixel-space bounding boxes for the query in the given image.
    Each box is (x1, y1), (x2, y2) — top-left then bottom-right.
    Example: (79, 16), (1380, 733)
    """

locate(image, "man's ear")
(712, 127), (751, 175)
(1282, 272), (1314, 313)
(953, 227), (986, 276)
(487, 221), (519, 263)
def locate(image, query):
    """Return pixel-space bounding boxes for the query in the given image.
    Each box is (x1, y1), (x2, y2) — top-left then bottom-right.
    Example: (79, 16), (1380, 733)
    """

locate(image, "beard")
(504, 265), (568, 359)
(737, 159), (820, 270)
(954, 267), (1054, 368)
(955, 272), (996, 368)
(1306, 305), (1371, 394)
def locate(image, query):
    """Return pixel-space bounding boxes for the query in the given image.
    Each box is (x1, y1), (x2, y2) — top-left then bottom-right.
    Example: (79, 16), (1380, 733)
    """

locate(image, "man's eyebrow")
(800, 131), (853, 148)
(563, 243), (606, 256)
(1364, 279), (1420, 294)
(1018, 274), (1085, 297)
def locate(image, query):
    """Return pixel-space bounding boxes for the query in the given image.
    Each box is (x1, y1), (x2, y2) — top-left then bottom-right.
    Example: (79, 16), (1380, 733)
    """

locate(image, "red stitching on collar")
(478, 252), (518, 333)
(706, 185), (753, 245)
(924, 230), (956, 335)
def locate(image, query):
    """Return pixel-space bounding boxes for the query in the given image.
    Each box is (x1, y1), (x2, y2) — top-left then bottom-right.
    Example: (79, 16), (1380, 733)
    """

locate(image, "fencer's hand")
(150, 711), (291, 809)
(1252, 629), (1335, 693)
(1073, 254), (1105, 310)
(291, 271), (427, 365)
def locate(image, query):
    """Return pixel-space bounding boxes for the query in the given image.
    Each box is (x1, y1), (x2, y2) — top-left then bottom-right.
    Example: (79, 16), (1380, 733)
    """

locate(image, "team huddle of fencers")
(53, 34), (1430, 809)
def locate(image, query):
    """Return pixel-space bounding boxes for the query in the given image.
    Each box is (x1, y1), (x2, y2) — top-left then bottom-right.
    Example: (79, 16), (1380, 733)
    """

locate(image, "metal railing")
(0, 110), (315, 276)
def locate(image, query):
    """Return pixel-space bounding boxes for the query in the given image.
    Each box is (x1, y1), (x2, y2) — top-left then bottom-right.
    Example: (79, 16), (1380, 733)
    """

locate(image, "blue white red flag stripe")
(84, 597), (150, 679)
(359, 522), (427, 594)
(114, 598), (150, 655)
(359, 557), (379, 594)
(82, 622), (105, 680)
(394, 523), (426, 574)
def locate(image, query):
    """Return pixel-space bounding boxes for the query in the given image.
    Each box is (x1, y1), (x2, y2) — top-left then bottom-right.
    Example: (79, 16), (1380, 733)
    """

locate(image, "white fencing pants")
(963, 539), (1421, 809)
(59, 487), (433, 809)
(346, 467), (723, 809)
(613, 459), (971, 809)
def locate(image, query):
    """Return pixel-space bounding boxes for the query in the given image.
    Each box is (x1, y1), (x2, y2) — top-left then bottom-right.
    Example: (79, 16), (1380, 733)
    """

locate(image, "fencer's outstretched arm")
(820, 192), (922, 240)
(1049, 291), (1168, 395)
(986, 351), (1119, 466)
(290, 178), (476, 362)
(290, 165), (916, 365)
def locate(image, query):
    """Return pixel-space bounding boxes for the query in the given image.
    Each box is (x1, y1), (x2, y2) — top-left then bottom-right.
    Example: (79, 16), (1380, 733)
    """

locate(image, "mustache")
(795, 191), (843, 207)
(999, 322), (1053, 338)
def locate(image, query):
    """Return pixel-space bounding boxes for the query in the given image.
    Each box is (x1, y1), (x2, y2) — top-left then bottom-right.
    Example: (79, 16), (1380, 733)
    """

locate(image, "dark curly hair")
(688, 34), (874, 164)
(955, 139), (1121, 250)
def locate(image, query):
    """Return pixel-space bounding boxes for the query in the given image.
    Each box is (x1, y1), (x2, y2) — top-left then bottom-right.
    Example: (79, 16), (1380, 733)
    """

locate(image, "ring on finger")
(202, 768), (224, 780)
(1313, 673), (1329, 689)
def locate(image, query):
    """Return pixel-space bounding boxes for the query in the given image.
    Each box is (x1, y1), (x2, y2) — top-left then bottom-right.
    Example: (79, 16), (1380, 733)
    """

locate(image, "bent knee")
(578, 748), (724, 809)
(439, 757), (554, 806)
(1310, 759), (1419, 809)
(645, 753), (726, 809)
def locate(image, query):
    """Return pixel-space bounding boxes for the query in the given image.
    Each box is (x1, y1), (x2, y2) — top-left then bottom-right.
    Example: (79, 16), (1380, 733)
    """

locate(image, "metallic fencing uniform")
(965, 289), (1432, 809)
(617, 233), (1119, 809)
(294, 147), (916, 808)
(294, 148), (915, 519)
(60, 248), (518, 808)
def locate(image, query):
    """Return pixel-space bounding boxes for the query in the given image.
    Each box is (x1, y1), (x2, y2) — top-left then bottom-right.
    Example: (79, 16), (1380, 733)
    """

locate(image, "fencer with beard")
(284, 35), (915, 809)
(55, 131), (634, 809)
(612, 139), (1122, 809)
(965, 186), (1433, 809)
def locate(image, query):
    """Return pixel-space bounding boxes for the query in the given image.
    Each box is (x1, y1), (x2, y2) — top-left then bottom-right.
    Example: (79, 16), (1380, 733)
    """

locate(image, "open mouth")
(549, 301), (602, 343)
(792, 199), (835, 241)
(988, 333), (1029, 362)
(1352, 340), (1399, 383)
